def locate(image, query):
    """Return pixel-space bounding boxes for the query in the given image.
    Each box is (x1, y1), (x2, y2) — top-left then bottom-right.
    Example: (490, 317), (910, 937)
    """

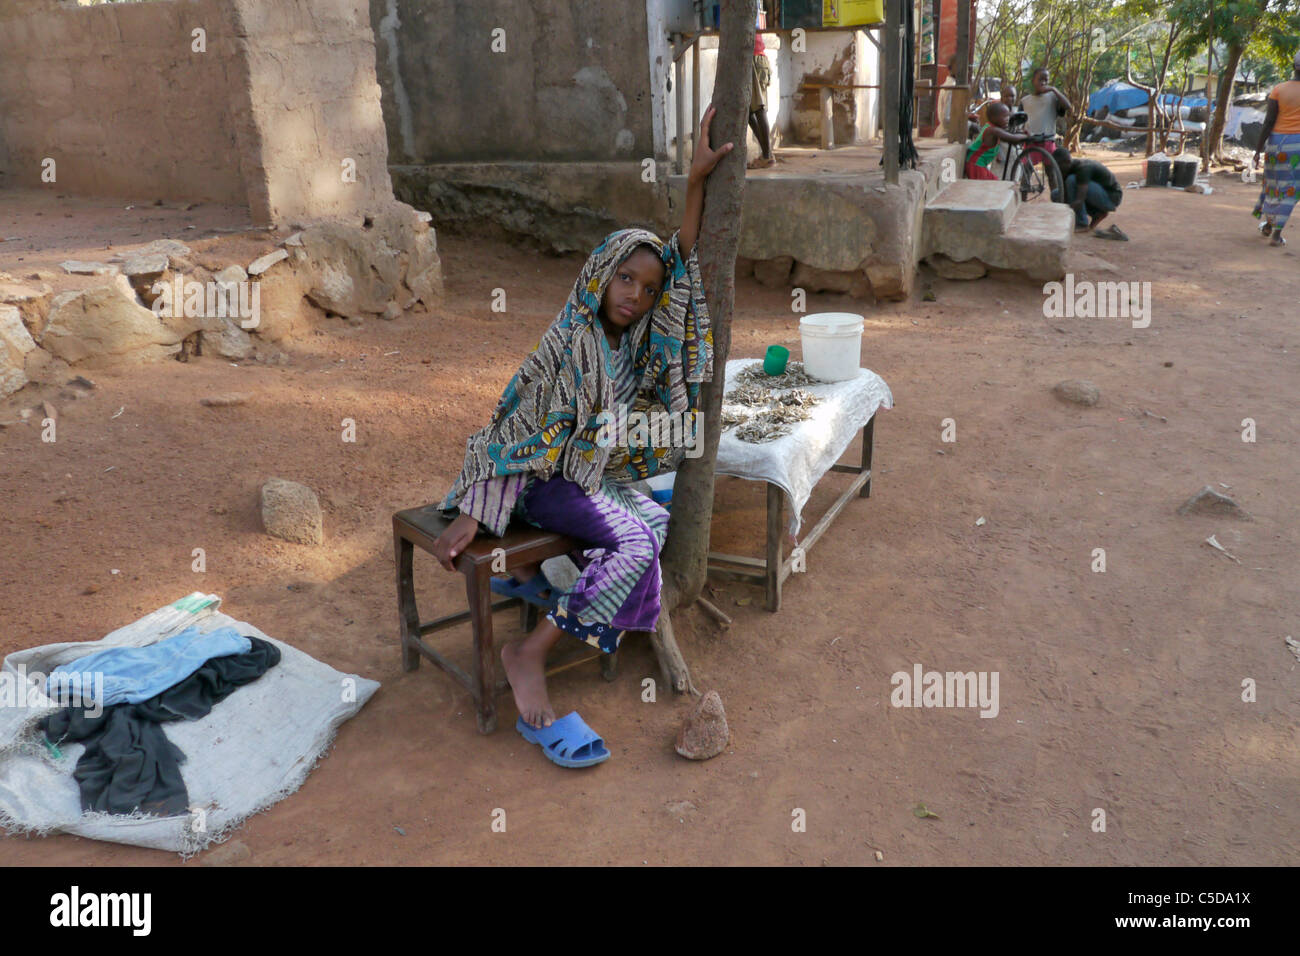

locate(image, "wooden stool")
(393, 505), (617, 734)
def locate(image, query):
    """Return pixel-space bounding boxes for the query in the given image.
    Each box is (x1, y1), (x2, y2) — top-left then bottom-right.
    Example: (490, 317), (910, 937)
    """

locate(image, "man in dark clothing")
(1053, 148), (1127, 239)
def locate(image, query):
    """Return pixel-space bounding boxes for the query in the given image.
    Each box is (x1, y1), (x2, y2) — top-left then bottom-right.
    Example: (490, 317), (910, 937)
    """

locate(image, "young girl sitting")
(431, 107), (733, 768)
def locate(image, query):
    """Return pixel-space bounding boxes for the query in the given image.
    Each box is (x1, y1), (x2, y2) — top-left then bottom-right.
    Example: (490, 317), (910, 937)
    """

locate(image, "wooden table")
(706, 415), (875, 612)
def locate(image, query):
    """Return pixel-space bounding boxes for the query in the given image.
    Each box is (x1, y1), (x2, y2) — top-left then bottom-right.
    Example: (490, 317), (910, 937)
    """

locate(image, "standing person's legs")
(747, 53), (774, 167)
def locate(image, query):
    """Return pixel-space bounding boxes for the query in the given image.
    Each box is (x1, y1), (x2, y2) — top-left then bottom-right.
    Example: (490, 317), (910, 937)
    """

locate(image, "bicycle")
(1001, 111), (1063, 205)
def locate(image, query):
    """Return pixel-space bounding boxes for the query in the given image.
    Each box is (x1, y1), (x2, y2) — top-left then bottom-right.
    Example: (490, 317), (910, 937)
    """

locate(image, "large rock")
(0, 280), (53, 339)
(675, 690), (730, 760)
(41, 275), (183, 366)
(295, 221), (400, 318)
(200, 316), (254, 360)
(0, 304), (36, 397)
(261, 478), (324, 545)
(251, 267), (317, 342)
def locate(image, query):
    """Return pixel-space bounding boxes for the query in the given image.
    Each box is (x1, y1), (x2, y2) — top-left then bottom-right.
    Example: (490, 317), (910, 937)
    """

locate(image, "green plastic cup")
(764, 345), (790, 376)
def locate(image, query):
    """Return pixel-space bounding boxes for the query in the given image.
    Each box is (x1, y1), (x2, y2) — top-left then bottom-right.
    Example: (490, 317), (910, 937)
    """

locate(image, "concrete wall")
(0, 0), (248, 205)
(0, 0), (396, 225)
(369, 0), (656, 164)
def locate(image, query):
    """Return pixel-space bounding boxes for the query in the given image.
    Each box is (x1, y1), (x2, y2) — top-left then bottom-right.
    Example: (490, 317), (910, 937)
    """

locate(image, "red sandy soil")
(1, 153), (1296, 866)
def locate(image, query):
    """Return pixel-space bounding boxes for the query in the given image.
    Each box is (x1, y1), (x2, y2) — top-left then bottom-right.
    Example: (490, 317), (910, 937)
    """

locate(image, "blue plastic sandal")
(490, 572), (559, 610)
(516, 712), (610, 768)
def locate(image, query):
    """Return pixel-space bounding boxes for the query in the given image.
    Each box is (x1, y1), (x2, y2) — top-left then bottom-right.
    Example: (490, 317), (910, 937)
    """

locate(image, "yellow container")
(823, 0), (885, 27)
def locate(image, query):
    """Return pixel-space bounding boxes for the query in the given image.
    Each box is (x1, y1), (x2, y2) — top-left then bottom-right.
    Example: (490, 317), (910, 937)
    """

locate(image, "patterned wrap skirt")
(1253, 132), (1300, 231)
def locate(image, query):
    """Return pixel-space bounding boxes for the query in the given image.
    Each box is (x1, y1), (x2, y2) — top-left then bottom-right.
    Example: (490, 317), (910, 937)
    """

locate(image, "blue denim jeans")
(1065, 174), (1119, 227)
(46, 625), (250, 706)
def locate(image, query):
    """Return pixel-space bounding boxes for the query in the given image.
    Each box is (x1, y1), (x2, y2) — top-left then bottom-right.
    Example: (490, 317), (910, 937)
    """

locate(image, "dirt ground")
(1, 152), (1296, 866)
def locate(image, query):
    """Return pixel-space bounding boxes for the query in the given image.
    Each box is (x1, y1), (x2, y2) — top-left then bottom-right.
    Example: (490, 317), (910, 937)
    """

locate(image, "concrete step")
(921, 177), (1072, 281)
(1000, 202), (1075, 281)
(924, 179), (1019, 231)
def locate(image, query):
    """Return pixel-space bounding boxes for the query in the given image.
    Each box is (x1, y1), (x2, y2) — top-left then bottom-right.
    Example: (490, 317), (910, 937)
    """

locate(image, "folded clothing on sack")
(40, 637), (280, 816)
(45, 624), (250, 707)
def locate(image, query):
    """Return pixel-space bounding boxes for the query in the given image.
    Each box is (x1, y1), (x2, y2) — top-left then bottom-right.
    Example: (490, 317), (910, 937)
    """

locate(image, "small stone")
(261, 477), (323, 545)
(65, 375), (96, 391)
(199, 393), (249, 407)
(282, 232), (304, 247)
(1052, 379), (1100, 406)
(675, 690), (730, 760)
(214, 264), (248, 286)
(382, 301), (402, 321)
(1177, 485), (1252, 520)
(200, 840), (251, 867)
(122, 254), (169, 280)
(248, 249), (289, 276)
(61, 260), (120, 276)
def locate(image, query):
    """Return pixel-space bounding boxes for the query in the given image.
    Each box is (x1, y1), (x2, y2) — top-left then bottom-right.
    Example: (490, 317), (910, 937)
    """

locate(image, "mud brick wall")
(0, 0), (248, 205)
(0, 0), (396, 225)
(233, 0), (395, 223)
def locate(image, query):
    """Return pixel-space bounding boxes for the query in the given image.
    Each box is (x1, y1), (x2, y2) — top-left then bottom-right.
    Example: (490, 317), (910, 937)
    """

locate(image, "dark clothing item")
(41, 637), (280, 816)
(1065, 174), (1120, 227)
(1068, 159), (1123, 206)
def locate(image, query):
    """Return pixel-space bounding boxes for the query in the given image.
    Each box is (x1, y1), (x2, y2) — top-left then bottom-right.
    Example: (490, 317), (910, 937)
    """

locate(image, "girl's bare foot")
(500, 620), (563, 727)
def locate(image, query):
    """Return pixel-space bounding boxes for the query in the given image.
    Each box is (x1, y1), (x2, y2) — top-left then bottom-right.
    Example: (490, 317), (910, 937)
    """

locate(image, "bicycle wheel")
(1016, 145), (1064, 204)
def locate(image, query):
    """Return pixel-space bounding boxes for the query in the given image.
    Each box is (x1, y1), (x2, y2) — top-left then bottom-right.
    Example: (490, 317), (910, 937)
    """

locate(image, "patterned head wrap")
(440, 227), (713, 507)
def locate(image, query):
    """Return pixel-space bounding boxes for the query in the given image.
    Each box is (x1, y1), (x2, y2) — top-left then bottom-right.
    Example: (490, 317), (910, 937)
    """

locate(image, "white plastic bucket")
(799, 312), (864, 382)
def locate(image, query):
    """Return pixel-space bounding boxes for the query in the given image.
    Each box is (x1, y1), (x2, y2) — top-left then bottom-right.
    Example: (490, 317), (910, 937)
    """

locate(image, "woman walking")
(1252, 52), (1300, 247)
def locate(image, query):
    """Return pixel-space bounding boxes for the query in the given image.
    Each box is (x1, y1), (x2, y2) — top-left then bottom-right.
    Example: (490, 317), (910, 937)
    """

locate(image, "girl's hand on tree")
(432, 513), (480, 571)
(688, 105), (734, 185)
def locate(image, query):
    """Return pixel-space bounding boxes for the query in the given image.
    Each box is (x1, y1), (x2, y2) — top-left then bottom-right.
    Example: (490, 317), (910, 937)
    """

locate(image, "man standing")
(747, 4), (775, 169)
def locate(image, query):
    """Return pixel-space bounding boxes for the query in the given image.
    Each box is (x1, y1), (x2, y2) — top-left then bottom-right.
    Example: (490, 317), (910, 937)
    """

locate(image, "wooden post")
(820, 86), (834, 149)
(953, 0), (971, 145)
(883, 0), (900, 183)
(692, 35), (702, 163)
(675, 36), (686, 174)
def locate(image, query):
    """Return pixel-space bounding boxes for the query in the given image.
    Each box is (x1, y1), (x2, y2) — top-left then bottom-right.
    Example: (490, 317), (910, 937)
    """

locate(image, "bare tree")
(650, 0), (751, 694)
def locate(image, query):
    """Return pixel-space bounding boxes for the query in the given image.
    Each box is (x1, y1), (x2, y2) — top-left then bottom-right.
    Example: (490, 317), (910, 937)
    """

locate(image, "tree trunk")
(651, 0), (750, 695)
(1206, 41), (1244, 163)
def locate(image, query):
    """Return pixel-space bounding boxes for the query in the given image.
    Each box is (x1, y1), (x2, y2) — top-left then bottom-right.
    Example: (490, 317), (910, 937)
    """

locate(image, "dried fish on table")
(775, 388), (820, 408)
(719, 407), (748, 430)
(763, 403), (812, 424)
(734, 418), (792, 443)
(723, 383), (771, 406)
(734, 360), (825, 389)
